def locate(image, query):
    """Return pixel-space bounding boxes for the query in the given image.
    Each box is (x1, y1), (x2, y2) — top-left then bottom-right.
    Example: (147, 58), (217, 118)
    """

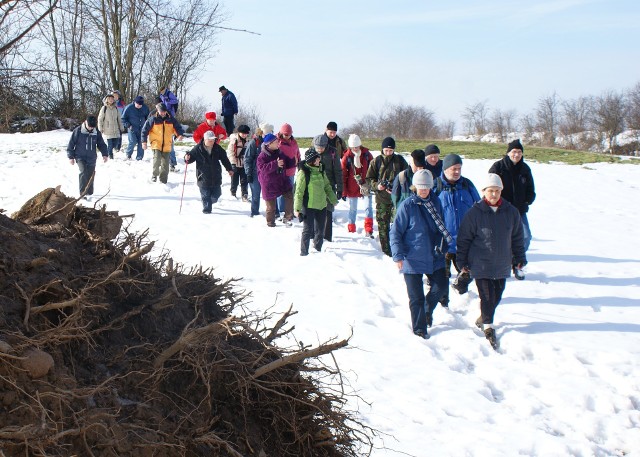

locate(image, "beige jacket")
(98, 98), (124, 139)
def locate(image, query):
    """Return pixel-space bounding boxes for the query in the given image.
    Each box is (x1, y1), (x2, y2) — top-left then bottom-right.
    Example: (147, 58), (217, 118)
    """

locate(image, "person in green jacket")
(294, 148), (338, 256)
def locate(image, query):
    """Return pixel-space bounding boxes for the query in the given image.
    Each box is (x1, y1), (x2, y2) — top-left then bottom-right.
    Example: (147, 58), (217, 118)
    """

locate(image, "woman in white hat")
(456, 173), (527, 350)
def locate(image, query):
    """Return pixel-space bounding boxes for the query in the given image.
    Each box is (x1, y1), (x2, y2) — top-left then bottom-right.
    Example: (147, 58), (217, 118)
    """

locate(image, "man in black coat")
(67, 115), (108, 199)
(184, 130), (234, 214)
(456, 173), (526, 350)
(489, 139), (536, 253)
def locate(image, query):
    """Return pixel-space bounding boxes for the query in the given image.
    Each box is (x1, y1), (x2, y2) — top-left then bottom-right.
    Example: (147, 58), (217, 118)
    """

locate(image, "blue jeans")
(249, 178), (261, 216)
(277, 175), (295, 215)
(522, 213), (532, 252)
(403, 268), (447, 334)
(199, 185), (222, 213)
(106, 137), (121, 157)
(347, 195), (373, 224)
(170, 140), (177, 167)
(126, 129), (144, 160)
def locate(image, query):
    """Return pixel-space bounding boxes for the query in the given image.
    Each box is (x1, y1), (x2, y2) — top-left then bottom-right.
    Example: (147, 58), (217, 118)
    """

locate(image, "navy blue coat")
(66, 125), (108, 166)
(121, 102), (150, 134)
(185, 141), (232, 188)
(221, 90), (238, 117)
(456, 199), (526, 279)
(390, 192), (446, 275)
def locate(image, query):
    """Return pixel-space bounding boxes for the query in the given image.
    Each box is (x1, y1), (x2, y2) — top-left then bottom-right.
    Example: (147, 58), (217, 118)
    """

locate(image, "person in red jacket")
(192, 112), (227, 144)
(341, 133), (374, 236)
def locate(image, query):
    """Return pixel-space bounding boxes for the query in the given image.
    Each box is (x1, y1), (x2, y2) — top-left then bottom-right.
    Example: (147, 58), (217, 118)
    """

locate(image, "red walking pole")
(179, 161), (188, 214)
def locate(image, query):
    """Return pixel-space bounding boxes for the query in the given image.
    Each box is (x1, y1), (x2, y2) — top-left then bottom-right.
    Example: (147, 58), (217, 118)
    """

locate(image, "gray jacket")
(456, 199), (526, 279)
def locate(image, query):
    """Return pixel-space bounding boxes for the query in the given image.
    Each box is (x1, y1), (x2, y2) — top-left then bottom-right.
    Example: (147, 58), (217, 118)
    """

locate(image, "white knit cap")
(348, 133), (362, 148)
(259, 123), (274, 134)
(413, 169), (434, 190)
(483, 173), (504, 190)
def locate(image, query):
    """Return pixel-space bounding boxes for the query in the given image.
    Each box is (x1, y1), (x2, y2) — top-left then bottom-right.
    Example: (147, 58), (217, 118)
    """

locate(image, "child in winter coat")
(294, 148), (338, 256)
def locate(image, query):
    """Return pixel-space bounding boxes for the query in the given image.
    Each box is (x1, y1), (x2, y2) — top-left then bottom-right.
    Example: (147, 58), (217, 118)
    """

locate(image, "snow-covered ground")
(1, 130), (639, 457)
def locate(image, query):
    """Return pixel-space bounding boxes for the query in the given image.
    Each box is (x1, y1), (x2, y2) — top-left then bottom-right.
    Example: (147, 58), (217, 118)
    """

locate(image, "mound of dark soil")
(0, 189), (369, 456)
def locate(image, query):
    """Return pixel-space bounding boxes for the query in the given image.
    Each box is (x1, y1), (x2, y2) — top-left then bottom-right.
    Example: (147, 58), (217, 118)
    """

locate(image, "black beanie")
(424, 144), (441, 156)
(507, 139), (524, 152)
(326, 121), (338, 131)
(237, 124), (250, 134)
(381, 137), (396, 150)
(442, 154), (463, 170)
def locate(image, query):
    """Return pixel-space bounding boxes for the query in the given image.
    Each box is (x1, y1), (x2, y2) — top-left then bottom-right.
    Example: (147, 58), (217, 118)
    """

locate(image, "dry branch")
(253, 339), (349, 379)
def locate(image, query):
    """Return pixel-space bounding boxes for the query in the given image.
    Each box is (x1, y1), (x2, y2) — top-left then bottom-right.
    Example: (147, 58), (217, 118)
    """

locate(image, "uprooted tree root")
(0, 189), (374, 456)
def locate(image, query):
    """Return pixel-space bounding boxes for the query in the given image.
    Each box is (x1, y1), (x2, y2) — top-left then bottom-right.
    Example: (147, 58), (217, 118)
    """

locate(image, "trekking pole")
(179, 161), (188, 214)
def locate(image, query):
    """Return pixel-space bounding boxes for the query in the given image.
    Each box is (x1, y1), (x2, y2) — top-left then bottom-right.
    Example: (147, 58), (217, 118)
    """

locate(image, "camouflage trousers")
(376, 202), (395, 257)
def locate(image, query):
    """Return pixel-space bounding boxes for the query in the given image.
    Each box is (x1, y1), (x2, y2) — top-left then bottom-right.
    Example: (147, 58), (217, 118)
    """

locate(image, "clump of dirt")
(0, 189), (371, 456)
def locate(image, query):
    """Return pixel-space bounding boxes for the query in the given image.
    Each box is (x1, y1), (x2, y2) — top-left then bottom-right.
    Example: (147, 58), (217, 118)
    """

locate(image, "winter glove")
(298, 213), (305, 223)
(231, 164), (237, 173)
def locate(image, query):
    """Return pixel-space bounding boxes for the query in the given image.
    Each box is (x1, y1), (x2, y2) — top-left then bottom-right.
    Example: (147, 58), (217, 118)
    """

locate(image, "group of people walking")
(388, 138), (535, 349)
(66, 85), (536, 350)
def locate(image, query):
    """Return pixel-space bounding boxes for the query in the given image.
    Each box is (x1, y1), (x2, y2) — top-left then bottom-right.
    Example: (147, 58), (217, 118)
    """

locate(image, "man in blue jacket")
(67, 115), (108, 199)
(219, 85), (238, 136)
(433, 154), (481, 305)
(390, 169), (449, 339)
(121, 96), (150, 160)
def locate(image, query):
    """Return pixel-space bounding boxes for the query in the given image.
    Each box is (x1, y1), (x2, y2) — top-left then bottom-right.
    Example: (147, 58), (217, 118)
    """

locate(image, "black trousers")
(475, 278), (506, 325)
(301, 208), (327, 255)
(230, 168), (248, 196)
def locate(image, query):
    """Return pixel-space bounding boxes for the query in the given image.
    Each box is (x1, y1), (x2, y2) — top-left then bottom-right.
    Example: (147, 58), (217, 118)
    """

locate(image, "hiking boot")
(414, 330), (430, 340)
(170, 165), (176, 172)
(283, 218), (293, 227)
(365, 231), (374, 238)
(426, 313), (433, 328)
(267, 222), (276, 227)
(230, 190), (237, 198)
(484, 328), (498, 350)
(151, 176), (157, 182)
(452, 272), (471, 294)
(475, 316), (484, 331)
(241, 195), (249, 202)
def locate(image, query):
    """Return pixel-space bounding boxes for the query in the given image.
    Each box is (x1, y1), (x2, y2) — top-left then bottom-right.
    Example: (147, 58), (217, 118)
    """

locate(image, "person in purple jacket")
(257, 133), (294, 227)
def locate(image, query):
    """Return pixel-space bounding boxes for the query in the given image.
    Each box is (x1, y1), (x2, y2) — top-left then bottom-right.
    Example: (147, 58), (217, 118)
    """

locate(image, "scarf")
(353, 149), (362, 169)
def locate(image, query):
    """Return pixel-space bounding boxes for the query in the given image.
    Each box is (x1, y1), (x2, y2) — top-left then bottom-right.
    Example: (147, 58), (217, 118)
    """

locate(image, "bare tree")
(559, 96), (593, 150)
(0, 0), (59, 56)
(536, 92), (561, 146)
(626, 82), (640, 131)
(235, 100), (263, 131)
(440, 120), (455, 140)
(489, 108), (517, 142)
(462, 100), (489, 136)
(519, 113), (538, 145)
(592, 90), (626, 153)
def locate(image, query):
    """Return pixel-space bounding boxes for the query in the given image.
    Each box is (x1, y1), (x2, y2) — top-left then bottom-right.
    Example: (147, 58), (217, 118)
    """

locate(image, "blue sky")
(191, 0), (640, 137)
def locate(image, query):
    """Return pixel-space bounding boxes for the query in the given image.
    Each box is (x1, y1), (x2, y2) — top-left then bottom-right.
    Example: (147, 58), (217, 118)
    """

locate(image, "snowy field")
(1, 130), (639, 457)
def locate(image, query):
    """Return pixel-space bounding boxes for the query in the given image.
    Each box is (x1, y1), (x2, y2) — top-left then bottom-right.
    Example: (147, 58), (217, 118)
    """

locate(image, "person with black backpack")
(294, 148), (338, 256)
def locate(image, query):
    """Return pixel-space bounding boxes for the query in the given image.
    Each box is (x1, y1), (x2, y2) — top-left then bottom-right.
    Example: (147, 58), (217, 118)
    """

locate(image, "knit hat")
(156, 102), (168, 112)
(237, 124), (250, 134)
(412, 169), (434, 190)
(424, 144), (441, 157)
(205, 111), (216, 120)
(203, 130), (216, 141)
(263, 133), (278, 145)
(410, 149), (426, 168)
(280, 123), (293, 135)
(442, 154), (463, 170)
(134, 95), (144, 104)
(305, 148), (320, 163)
(348, 133), (362, 148)
(507, 139), (524, 152)
(381, 137), (396, 150)
(259, 123), (274, 134)
(218, 85), (227, 92)
(313, 134), (329, 148)
(326, 121), (338, 131)
(483, 173), (504, 190)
